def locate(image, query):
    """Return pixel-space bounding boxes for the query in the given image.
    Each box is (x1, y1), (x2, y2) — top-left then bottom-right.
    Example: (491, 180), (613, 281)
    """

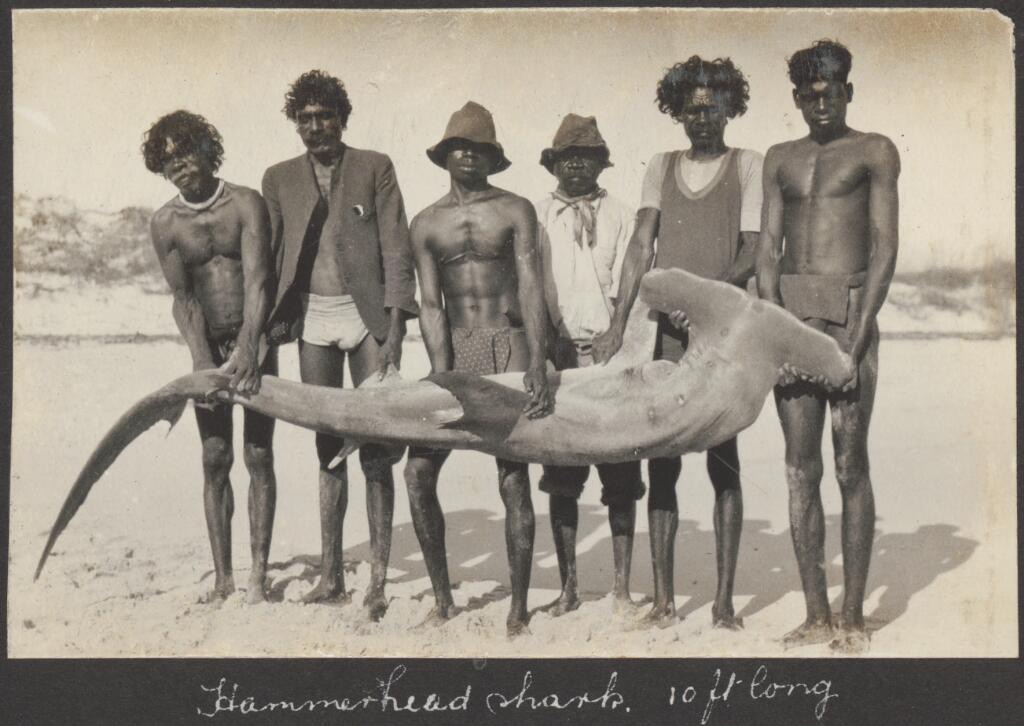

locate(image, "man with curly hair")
(144, 109), (277, 604)
(262, 70), (418, 621)
(756, 40), (899, 654)
(593, 56), (763, 630)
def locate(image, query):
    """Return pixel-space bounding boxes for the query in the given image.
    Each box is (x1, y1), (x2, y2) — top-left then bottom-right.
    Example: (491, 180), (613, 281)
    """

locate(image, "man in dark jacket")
(262, 70), (418, 621)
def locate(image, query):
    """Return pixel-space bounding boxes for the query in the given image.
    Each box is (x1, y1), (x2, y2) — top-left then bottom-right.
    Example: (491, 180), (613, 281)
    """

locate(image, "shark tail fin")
(34, 371), (224, 581)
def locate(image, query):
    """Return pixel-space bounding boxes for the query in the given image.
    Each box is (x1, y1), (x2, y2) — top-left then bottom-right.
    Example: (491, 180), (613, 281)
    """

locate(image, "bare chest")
(779, 144), (870, 201)
(427, 206), (514, 262)
(170, 210), (243, 265)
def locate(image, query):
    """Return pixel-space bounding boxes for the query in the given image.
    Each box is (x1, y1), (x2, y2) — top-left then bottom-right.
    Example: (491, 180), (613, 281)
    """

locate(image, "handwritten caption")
(197, 665), (838, 722)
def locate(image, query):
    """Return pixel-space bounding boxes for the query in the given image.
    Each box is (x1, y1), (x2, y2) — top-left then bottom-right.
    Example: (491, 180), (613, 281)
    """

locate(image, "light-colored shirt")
(537, 190), (635, 343)
(639, 148), (764, 232)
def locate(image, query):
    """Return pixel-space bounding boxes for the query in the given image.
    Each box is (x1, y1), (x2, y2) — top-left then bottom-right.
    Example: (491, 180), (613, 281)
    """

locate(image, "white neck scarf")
(551, 188), (606, 249)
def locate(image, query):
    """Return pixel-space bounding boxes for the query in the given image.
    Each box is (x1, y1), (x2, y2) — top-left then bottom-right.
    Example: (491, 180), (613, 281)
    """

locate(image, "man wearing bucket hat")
(593, 57), (764, 631)
(405, 101), (551, 637)
(534, 114), (646, 617)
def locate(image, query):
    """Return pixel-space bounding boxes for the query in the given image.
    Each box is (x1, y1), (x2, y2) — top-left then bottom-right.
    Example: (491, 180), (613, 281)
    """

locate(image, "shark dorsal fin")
(425, 372), (530, 440)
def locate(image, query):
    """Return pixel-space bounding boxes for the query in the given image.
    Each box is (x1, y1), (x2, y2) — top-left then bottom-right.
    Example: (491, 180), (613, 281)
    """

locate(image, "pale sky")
(13, 8), (1014, 271)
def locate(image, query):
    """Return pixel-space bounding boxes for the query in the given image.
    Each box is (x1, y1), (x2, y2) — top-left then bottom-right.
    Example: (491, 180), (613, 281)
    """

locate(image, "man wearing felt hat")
(534, 114), (646, 618)
(405, 101), (551, 637)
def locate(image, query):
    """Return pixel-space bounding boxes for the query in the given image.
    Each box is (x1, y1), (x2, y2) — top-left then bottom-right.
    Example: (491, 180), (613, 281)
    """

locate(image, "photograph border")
(1, 1), (1021, 723)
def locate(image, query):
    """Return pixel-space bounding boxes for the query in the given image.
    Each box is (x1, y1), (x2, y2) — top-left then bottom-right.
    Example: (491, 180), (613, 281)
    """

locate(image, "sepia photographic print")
(3, 5), (1020, 718)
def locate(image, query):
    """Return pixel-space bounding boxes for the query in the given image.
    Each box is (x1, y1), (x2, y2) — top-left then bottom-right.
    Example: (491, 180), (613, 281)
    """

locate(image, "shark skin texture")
(35, 269), (854, 579)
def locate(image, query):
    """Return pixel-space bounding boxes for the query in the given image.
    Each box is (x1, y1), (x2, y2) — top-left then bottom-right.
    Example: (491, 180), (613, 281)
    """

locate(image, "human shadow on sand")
(733, 516), (978, 633)
(262, 509), (977, 631)
(262, 510), (612, 609)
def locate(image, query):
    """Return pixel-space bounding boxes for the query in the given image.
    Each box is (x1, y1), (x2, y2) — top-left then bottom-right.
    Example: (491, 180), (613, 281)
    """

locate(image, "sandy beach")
(8, 283), (1017, 657)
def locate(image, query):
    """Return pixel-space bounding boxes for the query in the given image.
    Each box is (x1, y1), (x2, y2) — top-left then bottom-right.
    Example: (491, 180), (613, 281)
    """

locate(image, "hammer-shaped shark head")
(639, 268), (748, 333)
(638, 268), (855, 389)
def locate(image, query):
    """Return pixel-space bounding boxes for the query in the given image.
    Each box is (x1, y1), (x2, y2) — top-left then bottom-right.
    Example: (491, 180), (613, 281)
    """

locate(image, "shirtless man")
(756, 40), (900, 653)
(404, 102), (552, 637)
(144, 110), (276, 604)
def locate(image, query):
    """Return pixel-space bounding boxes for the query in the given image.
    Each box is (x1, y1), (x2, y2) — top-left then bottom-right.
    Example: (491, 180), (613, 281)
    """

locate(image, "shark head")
(638, 268), (751, 345)
(639, 268), (710, 316)
(640, 268), (856, 390)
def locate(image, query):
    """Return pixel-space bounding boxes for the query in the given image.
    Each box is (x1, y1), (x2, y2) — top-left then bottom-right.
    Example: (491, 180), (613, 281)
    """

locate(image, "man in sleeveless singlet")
(145, 111), (277, 604)
(593, 57), (764, 630)
(406, 102), (551, 637)
(756, 40), (899, 654)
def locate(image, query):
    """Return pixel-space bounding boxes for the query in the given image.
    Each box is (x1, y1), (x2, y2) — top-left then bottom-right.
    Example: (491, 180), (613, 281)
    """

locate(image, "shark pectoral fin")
(319, 366), (411, 468)
(425, 372), (530, 440)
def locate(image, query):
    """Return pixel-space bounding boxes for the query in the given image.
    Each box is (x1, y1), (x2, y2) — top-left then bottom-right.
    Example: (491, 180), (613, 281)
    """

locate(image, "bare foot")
(631, 603), (680, 630)
(612, 596), (645, 617)
(506, 612), (532, 639)
(782, 619), (835, 649)
(539, 592), (580, 617)
(197, 578), (235, 604)
(362, 592), (389, 622)
(416, 604), (460, 629)
(711, 605), (744, 631)
(301, 578), (350, 605)
(830, 618), (871, 654)
(245, 573), (268, 604)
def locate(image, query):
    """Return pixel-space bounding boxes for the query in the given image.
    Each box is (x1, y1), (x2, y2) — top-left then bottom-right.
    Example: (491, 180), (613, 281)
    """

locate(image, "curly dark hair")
(141, 110), (224, 174)
(656, 56), (750, 120)
(787, 39), (853, 87)
(283, 70), (353, 126)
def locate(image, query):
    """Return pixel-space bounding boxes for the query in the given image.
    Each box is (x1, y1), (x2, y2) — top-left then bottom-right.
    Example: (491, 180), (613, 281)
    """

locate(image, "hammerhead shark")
(35, 269), (854, 580)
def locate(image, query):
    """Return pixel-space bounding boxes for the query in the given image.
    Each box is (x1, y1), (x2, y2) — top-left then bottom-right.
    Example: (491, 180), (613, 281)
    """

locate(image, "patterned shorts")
(451, 326), (526, 375)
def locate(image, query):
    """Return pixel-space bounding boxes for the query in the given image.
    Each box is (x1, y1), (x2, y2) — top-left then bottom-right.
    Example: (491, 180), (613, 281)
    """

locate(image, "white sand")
(8, 326), (1016, 657)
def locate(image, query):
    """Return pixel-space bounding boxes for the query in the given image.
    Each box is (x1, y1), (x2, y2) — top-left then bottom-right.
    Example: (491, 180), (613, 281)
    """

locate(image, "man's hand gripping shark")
(35, 268), (854, 580)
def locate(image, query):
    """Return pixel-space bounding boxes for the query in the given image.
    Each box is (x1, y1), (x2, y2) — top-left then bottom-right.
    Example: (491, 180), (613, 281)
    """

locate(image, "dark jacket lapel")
(276, 154), (321, 299)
